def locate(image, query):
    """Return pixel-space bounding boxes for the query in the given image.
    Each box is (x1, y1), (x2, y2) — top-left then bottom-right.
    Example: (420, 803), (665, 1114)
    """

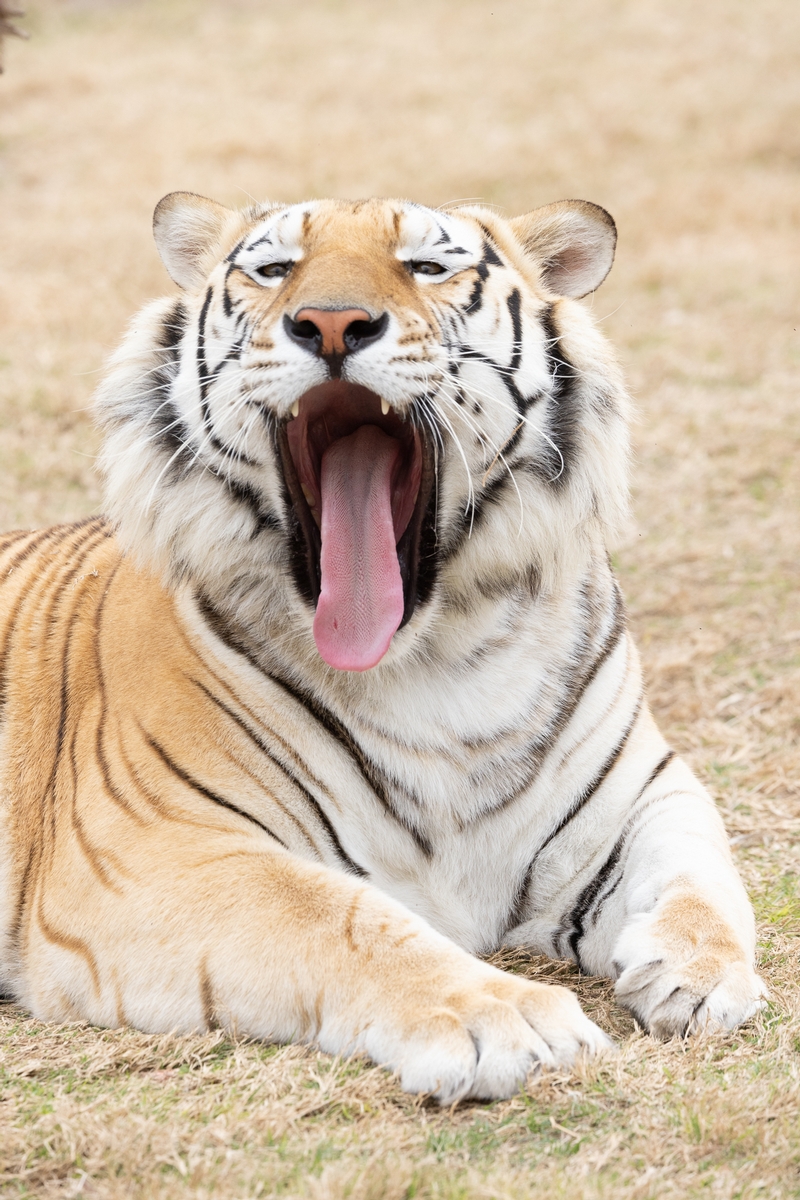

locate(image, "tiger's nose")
(284, 308), (389, 358)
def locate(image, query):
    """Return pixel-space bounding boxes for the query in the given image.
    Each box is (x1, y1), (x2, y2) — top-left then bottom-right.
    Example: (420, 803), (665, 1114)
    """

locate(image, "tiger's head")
(97, 195), (630, 673)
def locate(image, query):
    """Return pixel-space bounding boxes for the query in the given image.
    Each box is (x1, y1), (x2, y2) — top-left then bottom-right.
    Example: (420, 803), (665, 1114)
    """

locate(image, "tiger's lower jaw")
(277, 383), (437, 671)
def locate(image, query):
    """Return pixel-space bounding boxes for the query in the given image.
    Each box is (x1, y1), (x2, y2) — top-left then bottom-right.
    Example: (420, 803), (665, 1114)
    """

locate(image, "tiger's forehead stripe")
(235, 199), (484, 267)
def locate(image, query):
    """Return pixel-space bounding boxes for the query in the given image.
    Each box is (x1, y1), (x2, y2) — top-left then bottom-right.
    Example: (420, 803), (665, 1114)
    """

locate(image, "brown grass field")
(1, 1), (799, 1196)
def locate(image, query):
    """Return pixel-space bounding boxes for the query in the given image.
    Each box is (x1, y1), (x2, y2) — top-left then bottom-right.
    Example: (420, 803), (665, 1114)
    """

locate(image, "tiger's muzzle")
(277, 380), (436, 671)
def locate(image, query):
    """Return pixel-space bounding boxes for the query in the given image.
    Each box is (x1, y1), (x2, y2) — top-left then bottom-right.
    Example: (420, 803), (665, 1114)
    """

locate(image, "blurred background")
(0, 0), (798, 858)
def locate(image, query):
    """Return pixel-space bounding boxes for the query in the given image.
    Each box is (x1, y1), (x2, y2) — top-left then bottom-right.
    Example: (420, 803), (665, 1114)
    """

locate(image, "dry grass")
(1, 0), (799, 1196)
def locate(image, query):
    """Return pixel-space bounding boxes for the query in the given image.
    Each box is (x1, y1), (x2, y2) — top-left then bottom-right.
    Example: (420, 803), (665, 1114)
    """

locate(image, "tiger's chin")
(277, 381), (437, 671)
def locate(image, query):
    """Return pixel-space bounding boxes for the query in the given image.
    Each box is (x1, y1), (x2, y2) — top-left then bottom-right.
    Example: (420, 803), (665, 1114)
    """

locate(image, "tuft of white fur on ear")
(509, 200), (617, 298)
(152, 192), (232, 289)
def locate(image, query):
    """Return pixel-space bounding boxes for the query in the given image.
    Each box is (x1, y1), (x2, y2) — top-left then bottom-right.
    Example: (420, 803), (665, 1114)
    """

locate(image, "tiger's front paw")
(612, 891), (767, 1038)
(371, 967), (613, 1105)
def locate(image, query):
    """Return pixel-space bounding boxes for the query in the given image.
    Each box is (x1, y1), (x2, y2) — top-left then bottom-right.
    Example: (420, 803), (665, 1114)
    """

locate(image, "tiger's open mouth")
(277, 382), (436, 671)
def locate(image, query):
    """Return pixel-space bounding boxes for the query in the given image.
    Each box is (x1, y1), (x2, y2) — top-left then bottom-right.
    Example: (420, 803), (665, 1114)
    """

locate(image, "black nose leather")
(283, 310), (389, 359)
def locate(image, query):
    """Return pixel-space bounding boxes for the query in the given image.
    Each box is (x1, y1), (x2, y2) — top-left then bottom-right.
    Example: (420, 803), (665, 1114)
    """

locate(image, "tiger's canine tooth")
(381, 399), (390, 415)
(291, 401), (299, 418)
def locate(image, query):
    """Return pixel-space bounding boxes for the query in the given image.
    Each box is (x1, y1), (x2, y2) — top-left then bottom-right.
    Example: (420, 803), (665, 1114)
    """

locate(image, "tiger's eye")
(411, 261), (446, 276)
(257, 262), (292, 279)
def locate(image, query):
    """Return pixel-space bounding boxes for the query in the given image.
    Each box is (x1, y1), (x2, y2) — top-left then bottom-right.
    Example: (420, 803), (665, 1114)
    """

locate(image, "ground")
(0, 1), (798, 1196)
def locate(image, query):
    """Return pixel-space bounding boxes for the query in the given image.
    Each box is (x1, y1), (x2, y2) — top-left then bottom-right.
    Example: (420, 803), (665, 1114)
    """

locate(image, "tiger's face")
(98, 195), (629, 674)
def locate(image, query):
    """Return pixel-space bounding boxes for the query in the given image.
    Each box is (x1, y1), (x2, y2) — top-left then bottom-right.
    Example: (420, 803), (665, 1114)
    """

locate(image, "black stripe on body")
(534, 695), (643, 862)
(143, 730), (288, 848)
(0, 529), (35, 561)
(259, 671), (435, 859)
(559, 749), (677, 964)
(43, 526), (114, 847)
(195, 594), (434, 858)
(461, 583), (626, 828)
(68, 726), (124, 894)
(190, 677), (367, 876)
(92, 562), (150, 826)
(587, 751), (677, 927)
(9, 844), (36, 970)
(0, 526), (75, 713)
(7, 522), (112, 961)
(188, 604), (338, 801)
(503, 692), (643, 935)
(565, 839), (623, 968)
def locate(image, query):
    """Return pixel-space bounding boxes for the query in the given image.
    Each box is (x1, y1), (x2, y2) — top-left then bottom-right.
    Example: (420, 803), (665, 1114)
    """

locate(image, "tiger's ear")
(509, 200), (617, 298)
(153, 192), (232, 289)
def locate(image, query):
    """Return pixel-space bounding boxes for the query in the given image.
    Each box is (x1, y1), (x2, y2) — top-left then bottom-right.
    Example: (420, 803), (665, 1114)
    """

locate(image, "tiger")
(0, 193), (766, 1104)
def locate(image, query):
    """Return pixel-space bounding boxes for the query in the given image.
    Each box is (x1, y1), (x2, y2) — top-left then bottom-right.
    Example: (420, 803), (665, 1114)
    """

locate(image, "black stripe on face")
(157, 298), (188, 354)
(506, 289), (522, 374)
(149, 399), (194, 482)
(143, 730), (288, 848)
(225, 233), (252, 261)
(189, 677), (368, 877)
(463, 238), (504, 314)
(436, 289), (534, 564)
(531, 304), (579, 487)
(195, 288), (259, 468)
(222, 264), (237, 318)
(196, 286), (214, 418)
(144, 304), (194, 472)
(146, 301), (189, 448)
(139, 298), (193, 479)
(220, 476), (282, 536)
(438, 476), (510, 565)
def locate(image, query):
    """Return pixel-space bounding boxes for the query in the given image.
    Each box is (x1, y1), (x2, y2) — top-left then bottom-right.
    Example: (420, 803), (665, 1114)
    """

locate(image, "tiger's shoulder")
(0, 518), (191, 711)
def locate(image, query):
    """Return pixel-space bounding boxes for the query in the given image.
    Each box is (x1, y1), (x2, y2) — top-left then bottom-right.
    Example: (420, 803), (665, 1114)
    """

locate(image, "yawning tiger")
(0, 193), (765, 1102)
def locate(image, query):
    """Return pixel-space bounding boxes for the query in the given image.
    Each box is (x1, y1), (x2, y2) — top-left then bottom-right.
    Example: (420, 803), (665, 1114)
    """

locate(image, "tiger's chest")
(200, 588), (628, 955)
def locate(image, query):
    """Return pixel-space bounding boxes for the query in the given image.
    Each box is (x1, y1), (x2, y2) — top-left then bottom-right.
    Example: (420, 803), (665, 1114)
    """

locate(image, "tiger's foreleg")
(17, 824), (610, 1103)
(577, 754), (767, 1037)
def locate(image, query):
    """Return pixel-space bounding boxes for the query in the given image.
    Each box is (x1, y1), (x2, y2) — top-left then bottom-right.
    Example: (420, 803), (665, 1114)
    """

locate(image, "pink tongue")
(313, 425), (405, 671)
